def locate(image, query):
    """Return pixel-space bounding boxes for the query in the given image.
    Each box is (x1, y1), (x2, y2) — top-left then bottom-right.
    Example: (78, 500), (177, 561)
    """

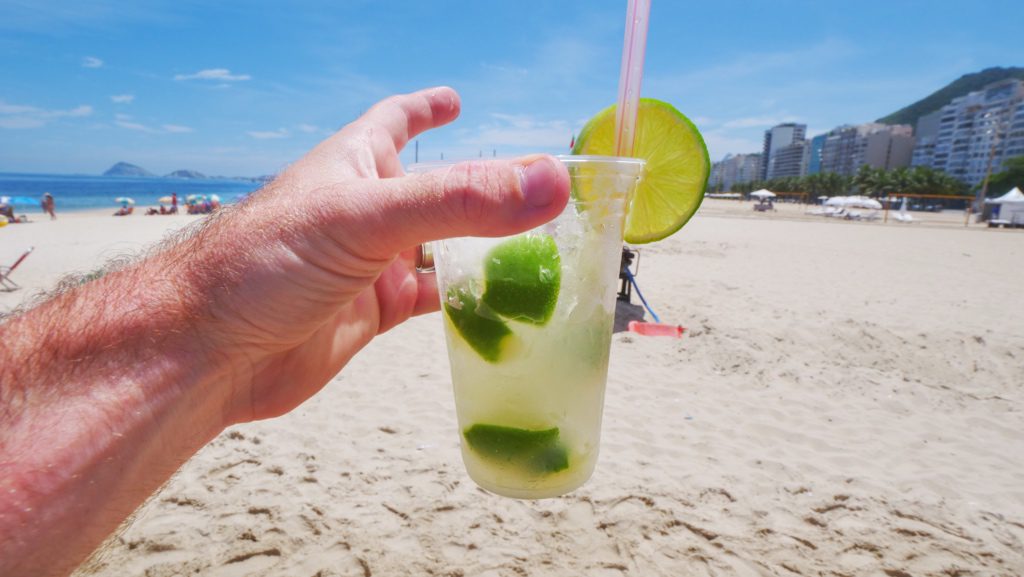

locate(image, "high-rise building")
(761, 123), (806, 180)
(820, 123), (913, 176)
(805, 134), (827, 175)
(856, 127), (914, 170)
(919, 78), (1024, 185)
(767, 141), (807, 180)
(911, 110), (942, 168)
(735, 153), (762, 186)
(710, 153), (762, 191)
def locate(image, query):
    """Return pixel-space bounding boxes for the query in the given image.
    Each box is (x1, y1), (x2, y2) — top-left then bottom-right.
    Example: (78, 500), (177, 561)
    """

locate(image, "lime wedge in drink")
(444, 286), (514, 363)
(482, 234), (561, 326)
(463, 423), (569, 474)
(572, 98), (710, 244)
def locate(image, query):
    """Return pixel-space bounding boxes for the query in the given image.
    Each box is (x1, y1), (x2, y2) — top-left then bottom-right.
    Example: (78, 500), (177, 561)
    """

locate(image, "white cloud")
(0, 117), (43, 129)
(110, 94), (135, 104)
(0, 101), (92, 129)
(247, 128), (289, 139)
(112, 115), (193, 134)
(175, 68), (251, 82)
(722, 115), (802, 129)
(656, 38), (859, 91)
(297, 123), (320, 133)
(115, 119), (155, 132)
(460, 113), (572, 149)
(480, 62), (529, 77)
(0, 102), (37, 115)
(702, 130), (764, 161)
(82, 56), (104, 68)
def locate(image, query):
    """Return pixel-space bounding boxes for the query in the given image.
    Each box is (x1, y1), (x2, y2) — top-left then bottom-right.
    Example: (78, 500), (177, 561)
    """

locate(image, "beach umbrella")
(115, 197), (135, 205)
(825, 196), (881, 209)
(209, 194), (221, 203)
(158, 196), (174, 204)
(825, 196), (856, 207)
(847, 196), (882, 209)
(750, 189), (776, 199)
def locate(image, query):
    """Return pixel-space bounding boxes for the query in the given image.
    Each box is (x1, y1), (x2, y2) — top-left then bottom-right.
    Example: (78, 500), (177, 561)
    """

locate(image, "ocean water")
(0, 172), (264, 213)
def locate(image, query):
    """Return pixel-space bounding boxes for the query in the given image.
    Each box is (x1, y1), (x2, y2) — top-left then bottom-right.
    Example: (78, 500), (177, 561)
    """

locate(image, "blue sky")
(1, 0), (1022, 176)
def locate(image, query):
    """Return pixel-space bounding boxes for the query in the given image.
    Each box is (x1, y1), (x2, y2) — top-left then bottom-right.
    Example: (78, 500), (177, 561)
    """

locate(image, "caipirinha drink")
(434, 156), (644, 498)
(421, 97), (710, 498)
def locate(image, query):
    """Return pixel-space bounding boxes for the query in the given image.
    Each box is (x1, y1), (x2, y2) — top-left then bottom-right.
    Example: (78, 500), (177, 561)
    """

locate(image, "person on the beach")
(0, 87), (570, 577)
(41, 193), (57, 220)
(0, 201), (14, 223)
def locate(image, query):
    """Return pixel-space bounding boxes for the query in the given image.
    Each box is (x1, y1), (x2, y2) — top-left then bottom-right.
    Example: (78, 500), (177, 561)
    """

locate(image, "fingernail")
(518, 156), (558, 208)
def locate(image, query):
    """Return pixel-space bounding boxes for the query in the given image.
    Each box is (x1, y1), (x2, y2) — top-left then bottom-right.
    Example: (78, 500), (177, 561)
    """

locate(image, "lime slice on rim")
(482, 234), (560, 326)
(572, 98), (710, 244)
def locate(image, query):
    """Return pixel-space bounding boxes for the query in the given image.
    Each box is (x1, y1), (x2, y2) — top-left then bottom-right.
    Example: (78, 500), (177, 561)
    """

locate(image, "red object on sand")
(628, 320), (684, 338)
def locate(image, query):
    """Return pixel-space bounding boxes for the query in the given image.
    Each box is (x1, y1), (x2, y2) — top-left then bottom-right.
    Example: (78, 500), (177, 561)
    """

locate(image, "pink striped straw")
(613, 0), (651, 158)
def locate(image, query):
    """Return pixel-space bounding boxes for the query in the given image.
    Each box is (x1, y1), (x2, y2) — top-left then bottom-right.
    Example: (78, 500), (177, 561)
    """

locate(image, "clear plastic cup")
(410, 155), (644, 498)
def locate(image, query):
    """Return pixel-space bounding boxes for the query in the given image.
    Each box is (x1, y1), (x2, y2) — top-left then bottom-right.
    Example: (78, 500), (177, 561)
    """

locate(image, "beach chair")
(1, 246), (34, 291)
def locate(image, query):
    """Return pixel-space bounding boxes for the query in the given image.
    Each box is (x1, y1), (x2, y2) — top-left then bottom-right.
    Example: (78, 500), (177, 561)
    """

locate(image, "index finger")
(360, 86), (461, 152)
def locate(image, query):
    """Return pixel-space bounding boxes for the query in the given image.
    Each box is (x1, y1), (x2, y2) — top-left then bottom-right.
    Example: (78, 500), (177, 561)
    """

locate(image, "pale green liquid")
(434, 158), (642, 499)
(442, 219), (621, 498)
(447, 307), (613, 498)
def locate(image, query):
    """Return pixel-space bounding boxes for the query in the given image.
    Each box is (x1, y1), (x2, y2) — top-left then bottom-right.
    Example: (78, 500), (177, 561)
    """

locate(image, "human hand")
(182, 86), (570, 424)
(0, 86), (569, 577)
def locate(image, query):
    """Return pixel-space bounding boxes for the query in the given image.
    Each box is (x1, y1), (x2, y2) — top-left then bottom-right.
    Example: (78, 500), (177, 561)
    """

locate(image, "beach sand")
(3, 202), (1022, 576)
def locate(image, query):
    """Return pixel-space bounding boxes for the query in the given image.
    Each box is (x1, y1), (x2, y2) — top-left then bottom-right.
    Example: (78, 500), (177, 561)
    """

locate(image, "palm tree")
(854, 165), (874, 196)
(889, 167), (911, 196)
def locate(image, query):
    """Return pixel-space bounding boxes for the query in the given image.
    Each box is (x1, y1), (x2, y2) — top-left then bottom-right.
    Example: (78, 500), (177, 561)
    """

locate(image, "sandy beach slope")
(2, 202), (1022, 576)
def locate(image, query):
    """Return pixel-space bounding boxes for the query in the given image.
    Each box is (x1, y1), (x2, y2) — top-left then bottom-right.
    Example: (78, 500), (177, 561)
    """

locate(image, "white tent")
(750, 189), (776, 199)
(987, 187), (1024, 224)
(989, 187), (1024, 203)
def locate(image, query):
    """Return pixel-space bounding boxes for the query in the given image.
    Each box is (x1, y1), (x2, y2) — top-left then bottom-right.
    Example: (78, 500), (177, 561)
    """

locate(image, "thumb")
(334, 155), (570, 259)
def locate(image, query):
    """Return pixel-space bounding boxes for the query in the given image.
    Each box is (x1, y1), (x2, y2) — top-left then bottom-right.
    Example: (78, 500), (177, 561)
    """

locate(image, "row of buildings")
(710, 78), (1024, 192)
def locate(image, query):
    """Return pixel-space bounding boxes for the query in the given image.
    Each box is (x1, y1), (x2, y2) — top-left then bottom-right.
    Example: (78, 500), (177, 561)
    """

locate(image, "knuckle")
(369, 94), (403, 116)
(442, 161), (507, 222)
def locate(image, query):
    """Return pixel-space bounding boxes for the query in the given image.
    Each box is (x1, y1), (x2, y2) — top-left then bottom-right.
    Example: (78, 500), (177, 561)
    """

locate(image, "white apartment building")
(761, 123), (806, 180)
(924, 78), (1024, 186)
(820, 123), (914, 176)
(766, 141), (807, 180)
(710, 153), (762, 191)
(910, 110), (942, 168)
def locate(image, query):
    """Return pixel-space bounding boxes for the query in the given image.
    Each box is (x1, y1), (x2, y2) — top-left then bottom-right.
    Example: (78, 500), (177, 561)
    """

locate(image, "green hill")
(877, 66), (1024, 127)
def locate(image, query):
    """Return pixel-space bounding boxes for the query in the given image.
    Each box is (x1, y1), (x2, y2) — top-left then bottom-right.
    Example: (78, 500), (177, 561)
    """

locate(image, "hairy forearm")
(0, 239), (238, 576)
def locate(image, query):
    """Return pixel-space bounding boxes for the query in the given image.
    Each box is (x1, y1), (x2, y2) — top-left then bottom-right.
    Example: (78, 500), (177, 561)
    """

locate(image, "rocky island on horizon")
(101, 162), (271, 183)
(102, 162), (155, 178)
(166, 169), (208, 179)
